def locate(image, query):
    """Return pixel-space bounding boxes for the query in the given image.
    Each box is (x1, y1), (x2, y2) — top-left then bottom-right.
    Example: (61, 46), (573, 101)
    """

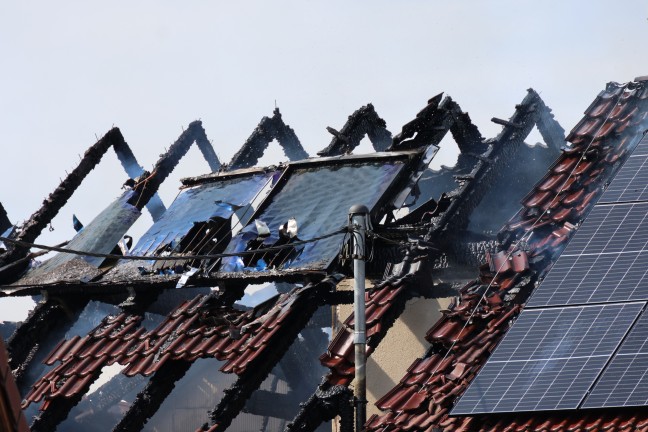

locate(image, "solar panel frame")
(452, 356), (609, 414)
(526, 202), (648, 307)
(583, 309), (648, 408)
(451, 302), (644, 415)
(598, 153), (648, 204)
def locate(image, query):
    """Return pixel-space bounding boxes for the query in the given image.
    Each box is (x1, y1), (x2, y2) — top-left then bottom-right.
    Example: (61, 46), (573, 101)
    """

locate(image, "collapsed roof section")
(363, 80), (648, 432)
(0, 121), (220, 283)
(285, 89), (566, 432)
(0, 89), (571, 432)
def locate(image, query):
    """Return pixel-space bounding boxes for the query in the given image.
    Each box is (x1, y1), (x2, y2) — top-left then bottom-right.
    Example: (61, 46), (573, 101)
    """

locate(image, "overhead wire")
(0, 228), (346, 263)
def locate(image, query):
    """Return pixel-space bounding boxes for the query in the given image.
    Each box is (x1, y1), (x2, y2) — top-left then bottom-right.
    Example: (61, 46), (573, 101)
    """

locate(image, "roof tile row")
(24, 284), (315, 411)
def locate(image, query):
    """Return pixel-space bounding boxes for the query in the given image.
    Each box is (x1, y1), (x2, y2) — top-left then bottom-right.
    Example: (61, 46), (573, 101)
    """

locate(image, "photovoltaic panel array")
(583, 310), (648, 408)
(451, 303), (644, 414)
(453, 132), (648, 417)
(527, 133), (648, 308)
(598, 153), (648, 204)
(527, 202), (648, 307)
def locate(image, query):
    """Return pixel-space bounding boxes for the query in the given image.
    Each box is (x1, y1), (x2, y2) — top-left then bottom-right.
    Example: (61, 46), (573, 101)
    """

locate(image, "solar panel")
(451, 302), (644, 415)
(527, 201), (648, 307)
(453, 132), (648, 416)
(26, 191), (141, 278)
(599, 153), (648, 204)
(583, 309), (648, 408)
(131, 172), (274, 256)
(632, 133), (648, 157)
(222, 159), (406, 271)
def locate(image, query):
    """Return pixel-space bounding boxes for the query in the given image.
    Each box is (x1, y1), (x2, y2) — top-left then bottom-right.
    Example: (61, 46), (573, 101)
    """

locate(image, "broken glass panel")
(130, 172), (274, 261)
(22, 191), (141, 283)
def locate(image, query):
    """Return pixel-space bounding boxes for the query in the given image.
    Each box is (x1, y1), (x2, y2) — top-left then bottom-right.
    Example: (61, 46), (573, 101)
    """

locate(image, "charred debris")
(0, 90), (566, 432)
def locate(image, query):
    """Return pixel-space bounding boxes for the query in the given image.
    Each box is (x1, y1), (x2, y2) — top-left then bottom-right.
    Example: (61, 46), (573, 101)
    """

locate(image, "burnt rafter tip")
(491, 117), (523, 129)
(326, 126), (349, 143)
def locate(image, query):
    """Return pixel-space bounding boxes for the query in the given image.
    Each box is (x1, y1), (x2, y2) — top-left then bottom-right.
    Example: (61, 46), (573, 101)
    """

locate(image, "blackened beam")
(30, 372), (100, 432)
(389, 93), (455, 151)
(285, 382), (353, 432)
(491, 117), (523, 128)
(446, 98), (487, 154)
(128, 121), (220, 211)
(111, 360), (192, 432)
(532, 89), (567, 151)
(317, 104), (392, 156)
(244, 390), (302, 420)
(0, 128), (124, 269)
(8, 296), (88, 389)
(1, 270), (327, 298)
(228, 108), (308, 170)
(203, 277), (340, 432)
(0, 202), (10, 234)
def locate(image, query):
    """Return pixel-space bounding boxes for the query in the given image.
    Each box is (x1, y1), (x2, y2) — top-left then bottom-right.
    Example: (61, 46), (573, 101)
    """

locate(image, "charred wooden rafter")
(198, 276), (341, 432)
(389, 93), (450, 150)
(0, 123), (220, 280)
(8, 296), (88, 389)
(317, 104), (392, 156)
(285, 381), (353, 432)
(532, 91), (567, 151)
(127, 121), (220, 212)
(228, 108), (308, 170)
(111, 360), (192, 432)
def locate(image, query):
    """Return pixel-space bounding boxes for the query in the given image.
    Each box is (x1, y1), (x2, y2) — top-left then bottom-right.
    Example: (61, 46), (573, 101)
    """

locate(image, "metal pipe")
(349, 204), (369, 432)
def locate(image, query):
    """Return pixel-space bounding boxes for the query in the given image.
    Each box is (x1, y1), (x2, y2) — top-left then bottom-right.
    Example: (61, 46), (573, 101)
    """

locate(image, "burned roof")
(0, 88), (584, 432)
(361, 80), (648, 432)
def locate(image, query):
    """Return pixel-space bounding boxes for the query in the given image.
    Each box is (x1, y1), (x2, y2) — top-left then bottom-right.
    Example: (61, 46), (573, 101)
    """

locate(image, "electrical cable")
(0, 228), (346, 263)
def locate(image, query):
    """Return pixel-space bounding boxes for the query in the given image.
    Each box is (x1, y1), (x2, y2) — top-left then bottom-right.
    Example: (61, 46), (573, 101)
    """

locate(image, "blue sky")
(1, 1), (647, 320)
